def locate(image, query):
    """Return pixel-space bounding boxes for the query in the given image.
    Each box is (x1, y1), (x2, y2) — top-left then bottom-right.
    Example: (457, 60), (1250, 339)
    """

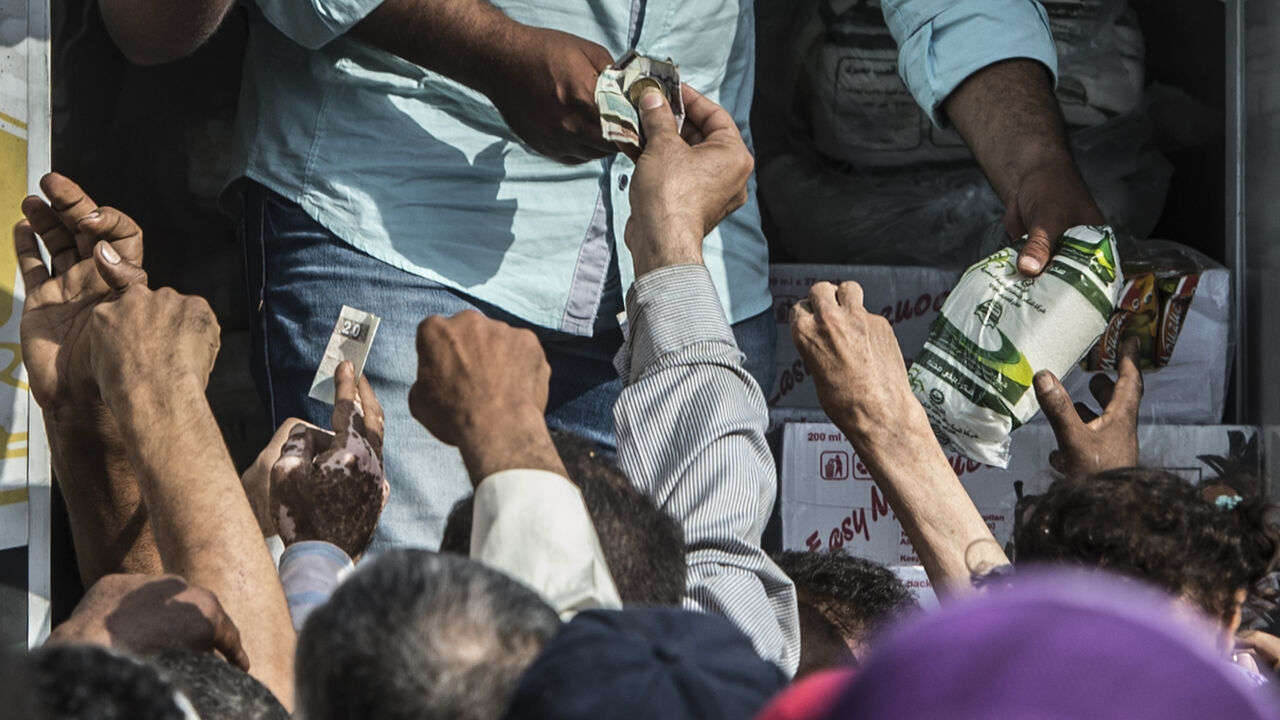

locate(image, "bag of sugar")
(908, 226), (1124, 467)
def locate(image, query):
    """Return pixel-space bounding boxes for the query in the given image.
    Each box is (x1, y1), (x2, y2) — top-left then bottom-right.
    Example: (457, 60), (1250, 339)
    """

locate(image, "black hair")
(296, 549), (561, 720)
(29, 644), (187, 720)
(441, 430), (686, 606)
(148, 651), (288, 720)
(772, 550), (918, 641)
(1015, 467), (1276, 623)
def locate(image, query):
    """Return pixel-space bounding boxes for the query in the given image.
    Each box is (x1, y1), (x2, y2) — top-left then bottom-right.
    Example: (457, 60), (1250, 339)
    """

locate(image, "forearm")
(843, 405), (1008, 597)
(614, 266), (800, 675)
(98, 0), (235, 65)
(45, 408), (161, 586)
(454, 405), (568, 484)
(351, 0), (523, 97)
(105, 376), (295, 705)
(943, 59), (1098, 216)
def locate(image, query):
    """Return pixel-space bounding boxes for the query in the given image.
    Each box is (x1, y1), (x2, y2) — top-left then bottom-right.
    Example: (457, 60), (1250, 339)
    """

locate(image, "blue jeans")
(240, 183), (776, 551)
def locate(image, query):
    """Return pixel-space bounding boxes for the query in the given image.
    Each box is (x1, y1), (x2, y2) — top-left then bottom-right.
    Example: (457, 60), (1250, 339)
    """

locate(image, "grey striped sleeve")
(612, 264), (801, 676)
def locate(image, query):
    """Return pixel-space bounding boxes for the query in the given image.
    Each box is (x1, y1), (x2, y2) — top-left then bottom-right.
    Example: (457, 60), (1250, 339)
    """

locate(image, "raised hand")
(1034, 336), (1143, 476)
(48, 573), (249, 670)
(624, 83), (754, 276)
(410, 310), (564, 482)
(790, 281), (922, 452)
(270, 362), (388, 559)
(86, 283), (220, 409)
(17, 173), (147, 414)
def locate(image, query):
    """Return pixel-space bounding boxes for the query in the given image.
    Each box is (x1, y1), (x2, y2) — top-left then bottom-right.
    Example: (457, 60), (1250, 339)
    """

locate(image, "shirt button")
(618, 174), (629, 191)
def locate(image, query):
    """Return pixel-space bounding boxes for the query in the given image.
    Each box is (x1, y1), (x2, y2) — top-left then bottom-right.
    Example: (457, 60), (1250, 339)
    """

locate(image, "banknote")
(308, 305), (382, 404)
(595, 50), (684, 147)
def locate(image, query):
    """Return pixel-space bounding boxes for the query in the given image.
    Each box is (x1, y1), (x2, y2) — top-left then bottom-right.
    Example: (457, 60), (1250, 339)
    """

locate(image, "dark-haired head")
(441, 430), (686, 606)
(1015, 466), (1277, 635)
(773, 550), (918, 676)
(148, 651), (288, 720)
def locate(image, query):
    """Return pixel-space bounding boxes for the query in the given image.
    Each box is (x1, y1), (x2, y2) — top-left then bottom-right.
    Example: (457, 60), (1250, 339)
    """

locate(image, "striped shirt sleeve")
(613, 264), (801, 676)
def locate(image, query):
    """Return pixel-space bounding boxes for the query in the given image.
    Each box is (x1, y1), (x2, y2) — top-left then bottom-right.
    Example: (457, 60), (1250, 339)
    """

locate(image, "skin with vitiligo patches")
(270, 397), (389, 559)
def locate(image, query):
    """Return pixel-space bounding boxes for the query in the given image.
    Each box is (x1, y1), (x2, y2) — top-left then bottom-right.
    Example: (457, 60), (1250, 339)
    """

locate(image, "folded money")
(595, 50), (684, 148)
(308, 305), (381, 404)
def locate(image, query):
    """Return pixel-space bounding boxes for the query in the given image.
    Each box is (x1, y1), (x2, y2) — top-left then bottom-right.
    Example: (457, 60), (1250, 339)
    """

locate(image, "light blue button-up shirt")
(231, 0), (1057, 335)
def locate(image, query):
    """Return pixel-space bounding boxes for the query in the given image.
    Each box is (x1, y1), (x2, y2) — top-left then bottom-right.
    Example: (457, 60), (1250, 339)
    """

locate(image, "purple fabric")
(828, 571), (1280, 720)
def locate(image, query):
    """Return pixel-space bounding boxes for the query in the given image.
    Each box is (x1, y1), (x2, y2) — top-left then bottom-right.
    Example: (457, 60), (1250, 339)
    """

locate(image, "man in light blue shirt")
(100, 0), (1103, 555)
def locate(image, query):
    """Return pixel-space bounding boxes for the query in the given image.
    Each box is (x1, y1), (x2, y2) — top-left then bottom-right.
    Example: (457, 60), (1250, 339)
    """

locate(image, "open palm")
(16, 173), (145, 414)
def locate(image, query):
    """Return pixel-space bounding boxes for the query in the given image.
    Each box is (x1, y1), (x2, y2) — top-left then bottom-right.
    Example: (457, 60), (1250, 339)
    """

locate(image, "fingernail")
(99, 242), (120, 264)
(639, 87), (664, 111)
(81, 210), (101, 223)
(1020, 256), (1042, 275)
(1033, 370), (1056, 393)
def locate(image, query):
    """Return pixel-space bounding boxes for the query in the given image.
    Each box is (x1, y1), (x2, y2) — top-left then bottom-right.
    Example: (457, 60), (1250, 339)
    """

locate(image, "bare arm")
(90, 285), (295, 707)
(16, 175), (158, 585)
(944, 59), (1104, 276)
(45, 413), (161, 585)
(98, 0), (236, 65)
(791, 282), (1007, 596)
(350, 0), (615, 162)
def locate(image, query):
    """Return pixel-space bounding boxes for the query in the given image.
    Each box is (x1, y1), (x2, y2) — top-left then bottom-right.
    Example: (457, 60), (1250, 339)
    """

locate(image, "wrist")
(626, 225), (705, 276)
(102, 370), (208, 431)
(455, 404), (565, 483)
(842, 398), (935, 468)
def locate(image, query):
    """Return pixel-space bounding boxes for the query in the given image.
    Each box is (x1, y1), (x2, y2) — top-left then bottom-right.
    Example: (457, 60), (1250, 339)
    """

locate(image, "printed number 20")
(341, 320), (363, 340)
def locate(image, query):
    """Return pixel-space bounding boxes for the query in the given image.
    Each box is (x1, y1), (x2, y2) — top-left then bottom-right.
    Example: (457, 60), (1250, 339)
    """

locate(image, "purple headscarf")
(827, 570), (1280, 720)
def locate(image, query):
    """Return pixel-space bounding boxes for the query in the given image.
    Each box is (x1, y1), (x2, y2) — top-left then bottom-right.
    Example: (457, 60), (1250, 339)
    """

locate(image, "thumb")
(93, 240), (148, 291)
(1034, 370), (1082, 448)
(637, 85), (678, 145)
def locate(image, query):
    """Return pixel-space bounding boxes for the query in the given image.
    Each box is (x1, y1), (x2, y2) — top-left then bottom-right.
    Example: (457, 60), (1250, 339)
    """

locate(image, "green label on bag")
(927, 316), (1033, 406)
(916, 349), (1017, 422)
(1044, 261), (1116, 320)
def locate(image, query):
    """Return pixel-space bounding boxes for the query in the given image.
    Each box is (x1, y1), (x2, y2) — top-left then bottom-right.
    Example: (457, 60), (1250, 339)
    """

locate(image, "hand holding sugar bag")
(908, 226), (1124, 467)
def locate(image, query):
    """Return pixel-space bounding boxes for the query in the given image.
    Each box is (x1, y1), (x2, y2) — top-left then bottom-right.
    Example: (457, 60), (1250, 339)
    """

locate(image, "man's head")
(772, 551), (918, 676)
(26, 644), (192, 720)
(441, 430), (686, 605)
(296, 549), (561, 720)
(1015, 467), (1274, 630)
(147, 651), (288, 720)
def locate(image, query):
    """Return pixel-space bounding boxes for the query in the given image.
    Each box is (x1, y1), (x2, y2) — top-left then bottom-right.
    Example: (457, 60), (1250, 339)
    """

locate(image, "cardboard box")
(780, 423), (1258, 576)
(767, 264), (1231, 426)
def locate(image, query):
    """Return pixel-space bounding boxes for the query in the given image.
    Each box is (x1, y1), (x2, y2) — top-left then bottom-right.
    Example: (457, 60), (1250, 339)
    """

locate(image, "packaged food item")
(1087, 273), (1157, 370)
(1082, 269), (1202, 371)
(1156, 274), (1199, 368)
(908, 226), (1124, 467)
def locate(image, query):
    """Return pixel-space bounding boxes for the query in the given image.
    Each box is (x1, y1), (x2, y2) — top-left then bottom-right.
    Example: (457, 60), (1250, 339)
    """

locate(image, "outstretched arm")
(410, 310), (621, 617)
(883, 0), (1103, 275)
(87, 281), (295, 707)
(612, 84), (800, 674)
(944, 59), (1104, 276)
(792, 281), (1008, 596)
(16, 174), (157, 586)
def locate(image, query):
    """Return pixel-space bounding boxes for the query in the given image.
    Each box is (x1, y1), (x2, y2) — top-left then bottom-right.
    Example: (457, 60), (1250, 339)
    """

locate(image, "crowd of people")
(4, 0), (1280, 717)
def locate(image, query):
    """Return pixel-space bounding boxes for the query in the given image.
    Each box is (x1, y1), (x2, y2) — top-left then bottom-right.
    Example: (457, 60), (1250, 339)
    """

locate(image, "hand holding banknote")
(624, 84), (753, 276)
(485, 26), (617, 164)
(271, 361), (388, 559)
